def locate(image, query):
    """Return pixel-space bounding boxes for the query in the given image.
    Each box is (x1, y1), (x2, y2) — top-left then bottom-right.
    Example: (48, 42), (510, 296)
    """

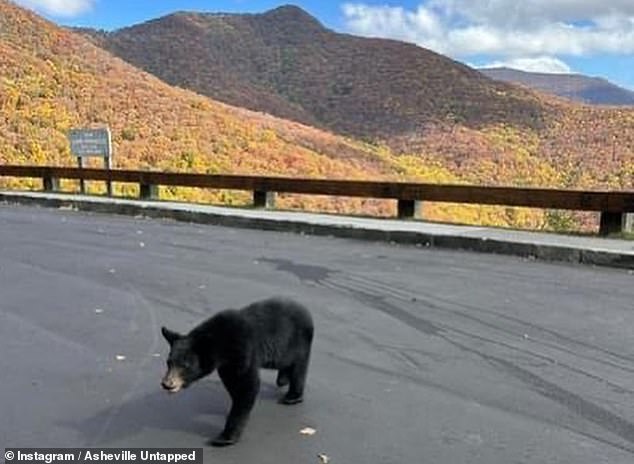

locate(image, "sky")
(13, 0), (634, 90)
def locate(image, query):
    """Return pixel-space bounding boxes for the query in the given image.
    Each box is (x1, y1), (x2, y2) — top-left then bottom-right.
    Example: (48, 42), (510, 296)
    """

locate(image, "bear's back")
(240, 297), (313, 368)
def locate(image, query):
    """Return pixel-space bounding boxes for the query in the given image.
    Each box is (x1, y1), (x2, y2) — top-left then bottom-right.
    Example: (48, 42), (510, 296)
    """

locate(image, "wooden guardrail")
(1, 165), (633, 236)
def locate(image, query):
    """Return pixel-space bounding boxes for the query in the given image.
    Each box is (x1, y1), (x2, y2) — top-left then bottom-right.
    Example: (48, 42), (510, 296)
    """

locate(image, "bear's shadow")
(63, 378), (281, 445)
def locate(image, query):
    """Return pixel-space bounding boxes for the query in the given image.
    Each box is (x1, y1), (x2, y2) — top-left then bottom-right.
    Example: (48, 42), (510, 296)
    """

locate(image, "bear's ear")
(161, 326), (182, 345)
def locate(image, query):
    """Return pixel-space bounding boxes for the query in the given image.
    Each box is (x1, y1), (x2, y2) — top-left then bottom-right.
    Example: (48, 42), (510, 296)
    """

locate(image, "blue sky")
(15, 1), (634, 90)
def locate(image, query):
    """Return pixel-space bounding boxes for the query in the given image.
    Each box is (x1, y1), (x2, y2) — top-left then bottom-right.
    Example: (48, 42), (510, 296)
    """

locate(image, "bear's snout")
(161, 379), (174, 390)
(161, 373), (184, 393)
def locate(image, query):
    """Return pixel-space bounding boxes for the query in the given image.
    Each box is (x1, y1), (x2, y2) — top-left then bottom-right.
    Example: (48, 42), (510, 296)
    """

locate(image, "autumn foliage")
(1, 0), (633, 233)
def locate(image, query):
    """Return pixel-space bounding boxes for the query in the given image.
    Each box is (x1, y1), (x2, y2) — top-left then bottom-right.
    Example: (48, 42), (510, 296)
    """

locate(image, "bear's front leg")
(211, 366), (260, 447)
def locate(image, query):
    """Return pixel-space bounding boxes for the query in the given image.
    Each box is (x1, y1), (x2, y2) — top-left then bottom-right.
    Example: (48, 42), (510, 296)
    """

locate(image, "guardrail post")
(599, 212), (633, 236)
(139, 183), (159, 200)
(42, 176), (59, 192)
(253, 190), (276, 209)
(626, 214), (634, 234)
(397, 199), (421, 219)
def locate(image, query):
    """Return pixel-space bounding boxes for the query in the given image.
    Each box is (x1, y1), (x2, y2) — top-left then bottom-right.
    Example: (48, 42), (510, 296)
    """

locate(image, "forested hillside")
(2, 1), (633, 232)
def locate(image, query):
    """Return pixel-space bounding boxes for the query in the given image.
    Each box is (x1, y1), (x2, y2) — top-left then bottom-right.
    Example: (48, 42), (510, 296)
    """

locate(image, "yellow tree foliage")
(1, 0), (633, 233)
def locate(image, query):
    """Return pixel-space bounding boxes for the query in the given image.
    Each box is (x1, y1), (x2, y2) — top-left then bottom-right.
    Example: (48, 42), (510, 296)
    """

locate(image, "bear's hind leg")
(280, 354), (310, 405)
(276, 366), (292, 387)
(212, 366), (260, 446)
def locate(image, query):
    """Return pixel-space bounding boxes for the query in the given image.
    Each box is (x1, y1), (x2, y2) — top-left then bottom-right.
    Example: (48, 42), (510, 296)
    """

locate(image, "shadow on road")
(61, 379), (281, 445)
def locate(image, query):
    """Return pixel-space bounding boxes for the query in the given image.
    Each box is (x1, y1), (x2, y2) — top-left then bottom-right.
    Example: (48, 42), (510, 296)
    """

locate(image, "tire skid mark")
(262, 258), (634, 452)
(351, 330), (429, 371)
(327, 352), (634, 455)
(88, 283), (161, 446)
(327, 275), (634, 450)
(325, 275), (634, 395)
(0, 306), (97, 355)
(340, 273), (634, 373)
(449, 337), (634, 449)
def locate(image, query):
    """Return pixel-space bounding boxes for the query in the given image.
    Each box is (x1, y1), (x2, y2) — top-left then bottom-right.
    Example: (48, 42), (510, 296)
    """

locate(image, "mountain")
(480, 68), (634, 106)
(0, 0), (401, 215)
(78, 5), (550, 146)
(75, 7), (633, 191)
(2, 1), (633, 232)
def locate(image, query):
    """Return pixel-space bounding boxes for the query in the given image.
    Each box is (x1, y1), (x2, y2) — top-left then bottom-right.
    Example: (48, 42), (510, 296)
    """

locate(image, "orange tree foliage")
(1, 0), (633, 233)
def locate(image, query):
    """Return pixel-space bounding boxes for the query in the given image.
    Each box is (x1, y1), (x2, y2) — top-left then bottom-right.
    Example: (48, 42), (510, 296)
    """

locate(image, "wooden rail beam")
(1, 165), (633, 234)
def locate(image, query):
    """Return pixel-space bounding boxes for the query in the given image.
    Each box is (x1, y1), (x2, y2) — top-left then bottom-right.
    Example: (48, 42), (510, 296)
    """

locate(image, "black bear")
(160, 297), (314, 446)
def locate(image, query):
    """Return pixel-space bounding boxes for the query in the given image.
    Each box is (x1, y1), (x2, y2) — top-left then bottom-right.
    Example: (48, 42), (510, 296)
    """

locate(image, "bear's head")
(160, 326), (211, 393)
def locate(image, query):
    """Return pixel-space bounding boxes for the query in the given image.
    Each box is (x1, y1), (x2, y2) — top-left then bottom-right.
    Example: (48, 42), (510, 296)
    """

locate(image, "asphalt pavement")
(1, 203), (634, 463)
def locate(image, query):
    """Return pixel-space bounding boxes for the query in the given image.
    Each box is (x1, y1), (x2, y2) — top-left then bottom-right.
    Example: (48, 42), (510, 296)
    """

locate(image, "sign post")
(68, 128), (113, 195)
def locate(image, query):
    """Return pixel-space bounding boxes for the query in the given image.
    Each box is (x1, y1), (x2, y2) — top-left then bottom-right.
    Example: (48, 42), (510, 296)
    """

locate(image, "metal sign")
(69, 128), (112, 158)
(68, 127), (113, 195)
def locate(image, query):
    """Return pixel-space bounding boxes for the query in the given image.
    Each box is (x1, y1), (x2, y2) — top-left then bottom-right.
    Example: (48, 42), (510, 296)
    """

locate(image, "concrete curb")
(1, 191), (633, 270)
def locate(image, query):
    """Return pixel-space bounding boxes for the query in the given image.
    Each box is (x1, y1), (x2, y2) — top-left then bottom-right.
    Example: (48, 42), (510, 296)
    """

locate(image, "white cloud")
(442, 22), (634, 56)
(434, 0), (634, 28)
(14, 0), (94, 17)
(342, 1), (634, 72)
(479, 56), (573, 74)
